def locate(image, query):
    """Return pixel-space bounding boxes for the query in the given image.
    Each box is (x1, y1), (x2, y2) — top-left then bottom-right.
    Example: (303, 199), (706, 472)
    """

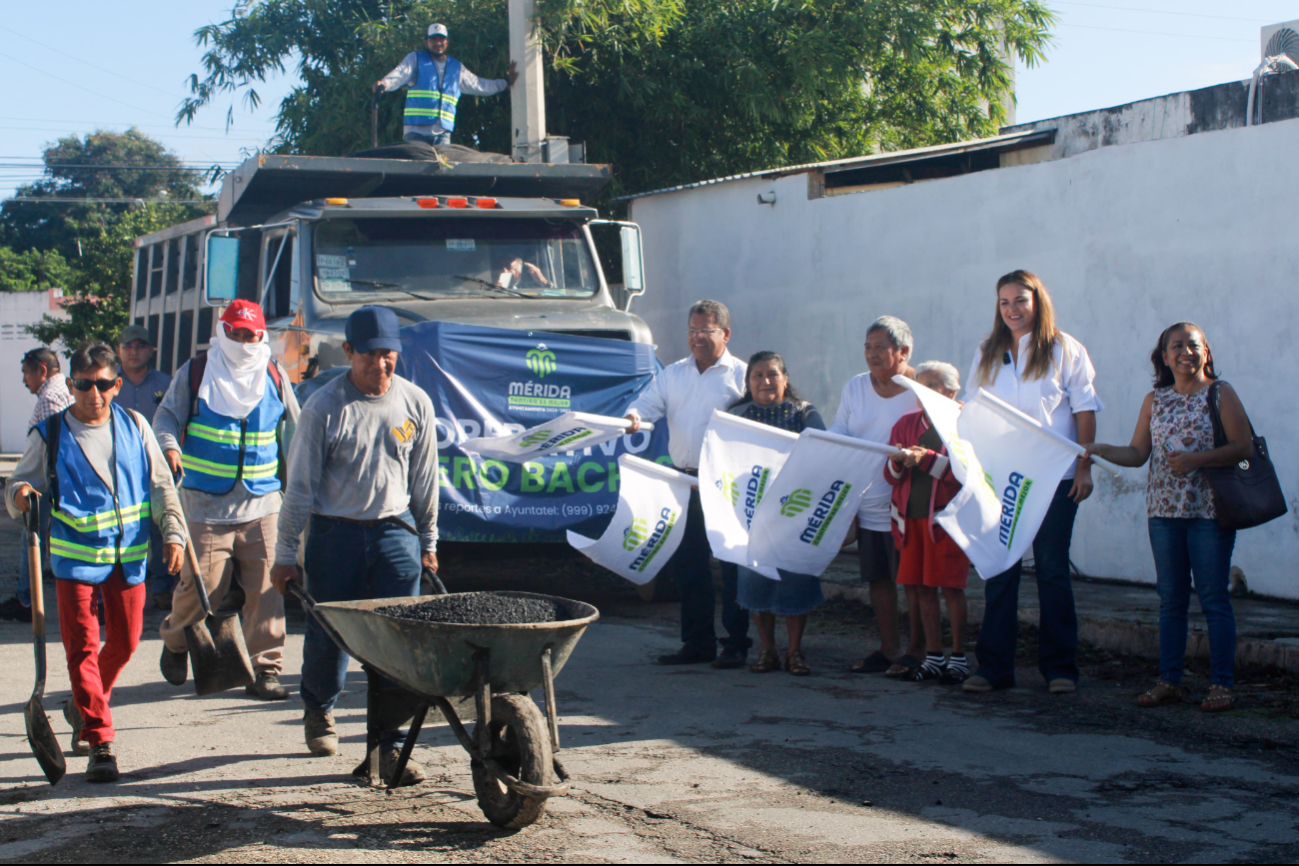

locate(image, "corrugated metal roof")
(613, 128), (1056, 202)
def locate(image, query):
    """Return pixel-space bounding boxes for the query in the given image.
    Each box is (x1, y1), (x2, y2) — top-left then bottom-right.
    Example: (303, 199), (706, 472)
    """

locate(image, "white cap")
(427, 23), (448, 38)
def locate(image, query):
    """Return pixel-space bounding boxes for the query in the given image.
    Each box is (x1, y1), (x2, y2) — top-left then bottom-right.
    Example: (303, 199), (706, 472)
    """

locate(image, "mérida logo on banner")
(783, 481), (855, 547)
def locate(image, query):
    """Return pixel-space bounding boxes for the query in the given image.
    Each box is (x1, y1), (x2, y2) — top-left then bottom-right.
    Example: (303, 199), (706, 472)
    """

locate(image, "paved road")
(0, 533), (1296, 862)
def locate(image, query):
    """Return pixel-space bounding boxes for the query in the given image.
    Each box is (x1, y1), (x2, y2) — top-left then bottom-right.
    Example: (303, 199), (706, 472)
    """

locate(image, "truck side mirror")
(205, 234), (240, 305)
(620, 225), (645, 295)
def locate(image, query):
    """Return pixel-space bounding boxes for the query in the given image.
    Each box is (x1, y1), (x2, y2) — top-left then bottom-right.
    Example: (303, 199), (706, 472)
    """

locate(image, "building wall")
(0, 290), (68, 453)
(630, 116), (1299, 598)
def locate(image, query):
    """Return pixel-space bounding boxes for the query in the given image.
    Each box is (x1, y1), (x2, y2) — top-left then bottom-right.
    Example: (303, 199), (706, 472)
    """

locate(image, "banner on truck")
(698, 410), (797, 579)
(567, 455), (695, 584)
(461, 411), (645, 462)
(746, 430), (897, 576)
(395, 322), (670, 542)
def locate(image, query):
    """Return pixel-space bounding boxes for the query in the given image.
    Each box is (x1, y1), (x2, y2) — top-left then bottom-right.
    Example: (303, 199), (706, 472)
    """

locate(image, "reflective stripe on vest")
(39, 404), (152, 586)
(181, 369), (286, 496)
(404, 55), (462, 132)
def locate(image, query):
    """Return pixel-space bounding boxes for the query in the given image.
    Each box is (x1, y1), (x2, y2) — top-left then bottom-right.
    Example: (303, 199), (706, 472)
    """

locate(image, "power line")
(1057, 23), (1257, 43)
(0, 116), (278, 136)
(4, 197), (215, 205)
(0, 51), (176, 120)
(0, 24), (191, 100)
(0, 163), (236, 171)
(1051, 2), (1267, 24)
(0, 125), (270, 143)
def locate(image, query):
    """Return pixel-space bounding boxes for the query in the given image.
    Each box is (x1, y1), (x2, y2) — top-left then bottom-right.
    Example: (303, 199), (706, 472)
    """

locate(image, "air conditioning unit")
(1261, 20), (1299, 62)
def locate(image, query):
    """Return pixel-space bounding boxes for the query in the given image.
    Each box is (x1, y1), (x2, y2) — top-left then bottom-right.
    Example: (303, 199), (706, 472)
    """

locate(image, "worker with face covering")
(153, 300), (301, 700)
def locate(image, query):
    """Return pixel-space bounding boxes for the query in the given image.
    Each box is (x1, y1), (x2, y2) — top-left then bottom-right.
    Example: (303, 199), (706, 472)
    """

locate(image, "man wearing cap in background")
(116, 324), (175, 608)
(374, 23), (518, 147)
(270, 306), (439, 786)
(153, 300), (300, 701)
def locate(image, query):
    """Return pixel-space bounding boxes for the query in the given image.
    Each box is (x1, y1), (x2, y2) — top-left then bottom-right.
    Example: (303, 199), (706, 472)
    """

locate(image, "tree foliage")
(0, 129), (207, 260)
(0, 247), (74, 293)
(182, 0), (1053, 197)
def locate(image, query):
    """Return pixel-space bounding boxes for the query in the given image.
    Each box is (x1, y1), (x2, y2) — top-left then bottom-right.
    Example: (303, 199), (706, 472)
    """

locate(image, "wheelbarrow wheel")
(471, 694), (552, 829)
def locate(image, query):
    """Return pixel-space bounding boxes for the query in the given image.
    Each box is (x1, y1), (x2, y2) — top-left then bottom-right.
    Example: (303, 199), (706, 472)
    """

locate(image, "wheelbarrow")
(290, 582), (598, 829)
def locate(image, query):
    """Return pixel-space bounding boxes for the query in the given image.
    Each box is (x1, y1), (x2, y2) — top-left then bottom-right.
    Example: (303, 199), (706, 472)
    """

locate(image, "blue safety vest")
(41, 404), (152, 585)
(181, 371), (286, 496)
(404, 53), (462, 131)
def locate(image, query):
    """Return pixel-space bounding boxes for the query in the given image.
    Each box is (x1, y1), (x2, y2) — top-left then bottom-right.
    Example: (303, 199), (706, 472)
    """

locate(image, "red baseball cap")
(220, 299), (267, 336)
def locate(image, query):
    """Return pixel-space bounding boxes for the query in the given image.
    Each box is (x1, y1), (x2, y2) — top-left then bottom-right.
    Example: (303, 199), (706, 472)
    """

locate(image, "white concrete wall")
(630, 117), (1299, 598)
(0, 291), (66, 453)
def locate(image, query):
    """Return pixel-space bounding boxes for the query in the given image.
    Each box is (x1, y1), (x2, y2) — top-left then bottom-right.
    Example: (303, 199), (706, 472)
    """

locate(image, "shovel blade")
(24, 696), (65, 785)
(185, 613), (255, 697)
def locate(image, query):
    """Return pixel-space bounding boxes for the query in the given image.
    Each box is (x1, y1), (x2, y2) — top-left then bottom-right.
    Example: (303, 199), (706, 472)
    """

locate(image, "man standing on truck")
(116, 325), (176, 610)
(374, 23), (518, 146)
(153, 301), (300, 701)
(270, 306), (439, 787)
(624, 300), (752, 669)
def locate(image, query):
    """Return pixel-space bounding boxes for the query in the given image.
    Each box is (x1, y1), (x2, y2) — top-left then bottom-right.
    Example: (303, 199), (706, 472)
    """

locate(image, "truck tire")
(471, 694), (553, 829)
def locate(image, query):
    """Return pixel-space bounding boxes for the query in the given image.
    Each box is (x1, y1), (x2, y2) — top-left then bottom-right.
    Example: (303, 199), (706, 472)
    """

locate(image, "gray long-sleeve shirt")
(153, 358), (301, 525)
(274, 372), (439, 566)
(6, 408), (186, 545)
(379, 52), (509, 136)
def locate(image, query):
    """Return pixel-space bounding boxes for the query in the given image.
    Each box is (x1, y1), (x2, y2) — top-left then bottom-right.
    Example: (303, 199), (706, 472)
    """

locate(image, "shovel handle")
(186, 538), (216, 618)
(25, 500), (45, 641)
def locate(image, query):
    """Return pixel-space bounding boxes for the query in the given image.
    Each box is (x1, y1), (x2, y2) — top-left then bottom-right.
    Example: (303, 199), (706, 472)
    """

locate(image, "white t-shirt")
(963, 331), (1103, 480)
(828, 373), (919, 531)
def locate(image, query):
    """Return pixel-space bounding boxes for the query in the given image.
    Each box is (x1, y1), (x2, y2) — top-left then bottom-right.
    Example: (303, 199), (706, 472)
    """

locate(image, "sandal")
(850, 651), (891, 674)
(749, 648), (781, 673)
(1137, 681), (1187, 708)
(1201, 685), (1236, 713)
(884, 654), (921, 679)
(786, 650), (810, 677)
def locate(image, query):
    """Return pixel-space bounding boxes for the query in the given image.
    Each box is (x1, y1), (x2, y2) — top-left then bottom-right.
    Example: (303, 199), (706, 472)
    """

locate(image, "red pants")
(896, 518), (970, 589)
(56, 566), (146, 746)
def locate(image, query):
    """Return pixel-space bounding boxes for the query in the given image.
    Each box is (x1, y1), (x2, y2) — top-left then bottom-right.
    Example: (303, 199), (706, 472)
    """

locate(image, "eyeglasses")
(69, 378), (118, 392)
(687, 328), (724, 337)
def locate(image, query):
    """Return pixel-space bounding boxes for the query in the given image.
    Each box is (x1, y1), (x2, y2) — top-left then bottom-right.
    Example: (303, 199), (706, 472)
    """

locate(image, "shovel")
(23, 499), (65, 785)
(183, 537), (256, 696)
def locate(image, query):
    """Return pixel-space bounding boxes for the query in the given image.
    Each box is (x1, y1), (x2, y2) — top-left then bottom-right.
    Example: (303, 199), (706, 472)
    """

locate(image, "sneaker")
(939, 665), (970, 685)
(85, 743), (119, 783)
(352, 750), (427, 788)
(160, 646), (188, 687)
(1048, 678), (1077, 694)
(246, 671), (289, 701)
(0, 597), (32, 623)
(962, 675), (994, 693)
(63, 701), (90, 756)
(711, 646), (747, 670)
(304, 710), (338, 756)
(909, 662), (945, 682)
(152, 591), (173, 611)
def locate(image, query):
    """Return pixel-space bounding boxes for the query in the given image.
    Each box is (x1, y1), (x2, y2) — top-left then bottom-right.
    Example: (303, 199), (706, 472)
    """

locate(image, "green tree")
(27, 204), (200, 350)
(179, 0), (1052, 197)
(0, 129), (207, 260)
(0, 247), (74, 293)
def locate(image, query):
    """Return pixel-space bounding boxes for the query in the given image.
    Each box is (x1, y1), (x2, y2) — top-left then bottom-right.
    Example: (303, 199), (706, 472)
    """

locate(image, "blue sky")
(0, 1), (1296, 201)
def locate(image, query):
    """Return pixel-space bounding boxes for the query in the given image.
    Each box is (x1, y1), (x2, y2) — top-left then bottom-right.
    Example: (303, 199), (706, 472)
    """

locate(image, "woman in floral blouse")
(1085, 323), (1253, 712)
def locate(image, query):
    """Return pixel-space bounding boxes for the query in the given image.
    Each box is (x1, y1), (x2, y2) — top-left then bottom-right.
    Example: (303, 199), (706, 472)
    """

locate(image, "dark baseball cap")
(345, 306), (403, 354)
(119, 324), (153, 347)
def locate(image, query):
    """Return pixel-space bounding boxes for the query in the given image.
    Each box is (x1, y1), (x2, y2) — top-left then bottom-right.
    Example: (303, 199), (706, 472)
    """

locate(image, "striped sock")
(946, 652), (968, 673)
(920, 653), (945, 675)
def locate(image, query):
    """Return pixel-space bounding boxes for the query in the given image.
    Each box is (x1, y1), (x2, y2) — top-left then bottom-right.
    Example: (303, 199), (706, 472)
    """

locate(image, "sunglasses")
(69, 377), (119, 393)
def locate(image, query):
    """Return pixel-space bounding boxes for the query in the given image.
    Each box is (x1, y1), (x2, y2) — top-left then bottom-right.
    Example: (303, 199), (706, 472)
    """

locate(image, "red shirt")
(883, 409), (962, 545)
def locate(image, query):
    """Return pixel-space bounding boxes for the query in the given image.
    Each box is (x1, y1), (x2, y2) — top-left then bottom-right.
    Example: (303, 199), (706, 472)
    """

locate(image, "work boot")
(352, 750), (428, 788)
(246, 671), (289, 701)
(160, 646), (188, 686)
(85, 743), (119, 783)
(0, 596), (32, 623)
(304, 710), (338, 756)
(711, 646), (747, 670)
(152, 591), (172, 611)
(62, 701), (90, 756)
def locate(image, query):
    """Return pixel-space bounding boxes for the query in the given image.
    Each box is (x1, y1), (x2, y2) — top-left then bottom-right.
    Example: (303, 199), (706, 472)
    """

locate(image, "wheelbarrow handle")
(423, 567), (448, 596)
(287, 581), (362, 662)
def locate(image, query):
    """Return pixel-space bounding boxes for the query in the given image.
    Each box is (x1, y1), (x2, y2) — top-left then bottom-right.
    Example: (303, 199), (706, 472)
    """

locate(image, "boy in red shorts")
(885, 361), (971, 684)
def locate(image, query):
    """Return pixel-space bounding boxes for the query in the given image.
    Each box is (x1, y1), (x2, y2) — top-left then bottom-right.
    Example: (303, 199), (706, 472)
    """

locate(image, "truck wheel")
(471, 694), (552, 829)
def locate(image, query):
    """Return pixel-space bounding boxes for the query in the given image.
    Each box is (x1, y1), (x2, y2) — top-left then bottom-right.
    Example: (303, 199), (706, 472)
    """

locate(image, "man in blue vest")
(154, 300), (300, 701)
(6, 342), (186, 783)
(374, 23), (518, 146)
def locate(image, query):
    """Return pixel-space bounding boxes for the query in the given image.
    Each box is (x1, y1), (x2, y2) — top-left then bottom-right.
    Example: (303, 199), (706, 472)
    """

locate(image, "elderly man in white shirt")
(625, 300), (751, 667)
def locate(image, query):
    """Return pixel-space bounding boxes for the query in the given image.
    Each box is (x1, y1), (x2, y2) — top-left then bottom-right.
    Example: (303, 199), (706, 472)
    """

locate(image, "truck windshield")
(313, 217), (599, 300)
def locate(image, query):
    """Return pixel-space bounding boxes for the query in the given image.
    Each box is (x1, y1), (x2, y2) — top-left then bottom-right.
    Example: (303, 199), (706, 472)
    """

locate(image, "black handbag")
(1201, 381), (1287, 530)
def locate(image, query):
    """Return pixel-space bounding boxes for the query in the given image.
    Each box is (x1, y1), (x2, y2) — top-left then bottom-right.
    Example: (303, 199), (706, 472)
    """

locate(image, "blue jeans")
(404, 130), (450, 146)
(16, 495), (52, 607)
(1148, 517), (1236, 687)
(975, 479), (1080, 687)
(301, 512), (422, 748)
(670, 489), (751, 654)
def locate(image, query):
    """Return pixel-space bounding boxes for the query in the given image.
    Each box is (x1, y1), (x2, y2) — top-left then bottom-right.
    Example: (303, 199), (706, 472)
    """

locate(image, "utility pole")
(510, 0), (546, 163)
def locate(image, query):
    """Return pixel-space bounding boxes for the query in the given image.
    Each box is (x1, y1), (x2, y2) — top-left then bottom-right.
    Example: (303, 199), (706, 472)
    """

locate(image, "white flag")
(461, 411), (646, 462)
(934, 389), (1080, 579)
(567, 455), (694, 585)
(747, 430), (899, 577)
(892, 375), (977, 485)
(698, 410), (799, 577)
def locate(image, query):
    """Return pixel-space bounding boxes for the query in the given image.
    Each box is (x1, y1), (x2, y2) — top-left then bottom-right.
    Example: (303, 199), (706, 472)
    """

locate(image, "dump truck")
(128, 153), (650, 381)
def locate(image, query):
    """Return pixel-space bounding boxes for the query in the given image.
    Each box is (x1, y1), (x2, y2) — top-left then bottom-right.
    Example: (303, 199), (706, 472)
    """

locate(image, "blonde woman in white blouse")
(962, 270), (1102, 696)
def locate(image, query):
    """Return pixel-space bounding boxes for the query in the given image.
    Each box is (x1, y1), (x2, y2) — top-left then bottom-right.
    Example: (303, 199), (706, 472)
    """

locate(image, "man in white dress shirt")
(625, 301), (752, 667)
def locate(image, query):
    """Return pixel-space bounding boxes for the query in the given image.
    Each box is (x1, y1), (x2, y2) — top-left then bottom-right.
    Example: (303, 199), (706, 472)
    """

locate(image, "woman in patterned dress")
(728, 352), (826, 676)
(1085, 323), (1254, 712)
